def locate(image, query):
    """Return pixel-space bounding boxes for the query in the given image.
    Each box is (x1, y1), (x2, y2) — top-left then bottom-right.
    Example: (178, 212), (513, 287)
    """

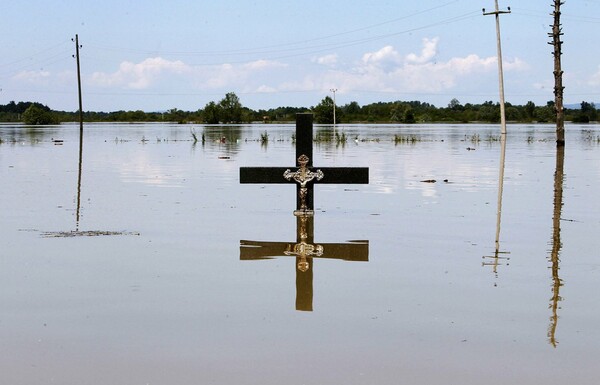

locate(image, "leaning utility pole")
(550, 1), (565, 146)
(73, 34), (83, 135)
(483, 1), (511, 135)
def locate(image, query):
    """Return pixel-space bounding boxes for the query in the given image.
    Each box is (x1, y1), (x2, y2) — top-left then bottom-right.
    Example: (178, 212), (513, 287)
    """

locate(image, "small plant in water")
(260, 131), (269, 144)
(468, 133), (480, 143)
(394, 134), (420, 144)
(335, 131), (347, 144)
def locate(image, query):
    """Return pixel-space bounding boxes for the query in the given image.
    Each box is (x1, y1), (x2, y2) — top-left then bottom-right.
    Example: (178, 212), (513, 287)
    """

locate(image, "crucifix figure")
(240, 214), (368, 311)
(240, 113), (368, 215)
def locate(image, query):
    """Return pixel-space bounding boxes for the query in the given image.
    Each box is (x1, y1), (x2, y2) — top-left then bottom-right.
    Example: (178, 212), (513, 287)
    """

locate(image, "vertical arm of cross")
(295, 113), (314, 211)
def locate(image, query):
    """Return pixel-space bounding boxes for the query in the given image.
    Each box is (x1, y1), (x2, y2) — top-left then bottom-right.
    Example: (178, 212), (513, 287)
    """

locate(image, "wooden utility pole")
(483, 1), (511, 135)
(73, 34), (84, 229)
(73, 34), (83, 135)
(550, 1), (565, 146)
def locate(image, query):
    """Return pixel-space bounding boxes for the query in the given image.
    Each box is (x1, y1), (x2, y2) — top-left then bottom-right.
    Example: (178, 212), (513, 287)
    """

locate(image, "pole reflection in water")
(41, 126), (139, 238)
(548, 145), (565, 347)
(76, 123), (84, 230)
(240, 214), (368, 312)
(483, 133), (510, 282)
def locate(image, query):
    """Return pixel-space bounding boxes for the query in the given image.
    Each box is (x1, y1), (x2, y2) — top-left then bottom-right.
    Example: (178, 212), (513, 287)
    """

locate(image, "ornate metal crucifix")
(239, 113), (369, 215)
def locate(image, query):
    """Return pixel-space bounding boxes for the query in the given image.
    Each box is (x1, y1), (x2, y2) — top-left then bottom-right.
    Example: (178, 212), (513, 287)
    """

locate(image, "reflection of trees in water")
(548, 145), (565, 347)
(0, 127), (55, 144)
(200, 126), (246, 155)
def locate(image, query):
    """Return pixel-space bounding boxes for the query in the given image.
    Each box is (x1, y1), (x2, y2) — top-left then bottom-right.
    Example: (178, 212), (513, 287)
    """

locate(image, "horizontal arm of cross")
(240, 167), (369, 184)
(240, 239), (369, 261)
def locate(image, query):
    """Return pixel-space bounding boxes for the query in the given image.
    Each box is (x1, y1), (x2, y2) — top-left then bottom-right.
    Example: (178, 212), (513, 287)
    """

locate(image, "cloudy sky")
(1, 0), (599, 112)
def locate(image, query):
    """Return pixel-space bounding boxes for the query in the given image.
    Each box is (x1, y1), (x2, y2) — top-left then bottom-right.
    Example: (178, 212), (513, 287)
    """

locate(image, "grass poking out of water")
(467, 133), (481, 143)
(260, 131), (269, 144)
(394, 134), (420, 144)
(335, 131), (347, 144)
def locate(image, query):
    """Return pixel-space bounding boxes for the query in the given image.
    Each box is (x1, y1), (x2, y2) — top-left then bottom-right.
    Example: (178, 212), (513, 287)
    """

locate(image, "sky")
(1, 0), (599, 112)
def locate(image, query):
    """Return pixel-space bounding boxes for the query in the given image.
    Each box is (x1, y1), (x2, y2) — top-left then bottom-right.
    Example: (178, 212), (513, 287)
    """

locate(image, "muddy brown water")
(1, 122), (599, 384)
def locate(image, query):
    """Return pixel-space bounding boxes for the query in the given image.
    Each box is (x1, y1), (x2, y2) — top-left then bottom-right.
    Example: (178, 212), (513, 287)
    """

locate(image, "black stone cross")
(240, 113), (368, 215)
(240, 215), (368, 311)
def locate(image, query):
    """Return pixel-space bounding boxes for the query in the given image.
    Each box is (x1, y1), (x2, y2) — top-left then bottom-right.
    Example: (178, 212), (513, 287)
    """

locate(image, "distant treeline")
(1, 94), (597, 125)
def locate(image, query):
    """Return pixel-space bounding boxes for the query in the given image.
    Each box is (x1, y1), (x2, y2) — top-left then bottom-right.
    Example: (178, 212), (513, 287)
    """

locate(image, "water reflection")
(200, 125), (245, 155)
(548, 145), (565, 347)
(240, 214), (368, 311)
(0, 125), (56, 145)
(76, 123), (84, 230)
(483, 133), (510, 281)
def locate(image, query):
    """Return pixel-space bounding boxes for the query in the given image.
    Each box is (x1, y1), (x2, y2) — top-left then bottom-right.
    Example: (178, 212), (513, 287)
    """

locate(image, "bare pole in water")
(330, 88), (338, 135)
(73, 34), (84, 229)
(483, 1), (511, 135)
(73, 34), (83, 135)
(550, 0), (565, 146)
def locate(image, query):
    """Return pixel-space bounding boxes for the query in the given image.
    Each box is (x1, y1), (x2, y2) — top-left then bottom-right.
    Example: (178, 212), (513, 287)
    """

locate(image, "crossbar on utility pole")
(483, 1), (511, 135)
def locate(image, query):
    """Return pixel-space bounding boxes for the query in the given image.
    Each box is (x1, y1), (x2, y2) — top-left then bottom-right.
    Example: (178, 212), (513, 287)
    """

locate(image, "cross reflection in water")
(240, 214), (368, 311)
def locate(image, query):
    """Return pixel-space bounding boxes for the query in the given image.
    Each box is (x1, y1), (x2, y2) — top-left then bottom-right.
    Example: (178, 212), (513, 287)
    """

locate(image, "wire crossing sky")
(1, 0), (599, 112)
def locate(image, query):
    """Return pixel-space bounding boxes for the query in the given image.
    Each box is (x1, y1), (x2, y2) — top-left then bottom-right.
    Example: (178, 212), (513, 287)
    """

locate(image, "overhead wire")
(87, 0), (462, 58)
(88, 10), (481, 67)
(0, 42), (72, 78)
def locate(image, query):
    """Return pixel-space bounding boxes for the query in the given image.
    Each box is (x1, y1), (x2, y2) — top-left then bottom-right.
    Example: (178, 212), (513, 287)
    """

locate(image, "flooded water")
(1, 121), (599, 384)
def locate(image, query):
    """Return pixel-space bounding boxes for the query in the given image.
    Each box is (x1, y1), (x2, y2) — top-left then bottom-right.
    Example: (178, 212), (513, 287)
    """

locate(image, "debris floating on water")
(40, 230), (140, 238)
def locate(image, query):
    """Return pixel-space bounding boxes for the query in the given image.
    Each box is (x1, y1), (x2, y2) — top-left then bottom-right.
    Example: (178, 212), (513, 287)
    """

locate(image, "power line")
(86, 10), (479, 62)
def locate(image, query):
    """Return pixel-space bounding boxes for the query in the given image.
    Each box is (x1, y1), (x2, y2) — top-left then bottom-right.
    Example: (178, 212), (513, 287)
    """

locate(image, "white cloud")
(12, 70), (51, 84)
(255, 85), (277, 93)
(362, 45), (403, 68)
(280, 38), (527, 96)
(89, 57), (287, 91)
(406, 37), (439, 64)
(90, 57), (189, 89)
(313, 54), (338, 67)
(243, 59), (287, 71)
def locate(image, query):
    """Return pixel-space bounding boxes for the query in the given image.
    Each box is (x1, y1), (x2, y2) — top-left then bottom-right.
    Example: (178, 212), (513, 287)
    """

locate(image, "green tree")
(524, 101), (536, 120)
(536, 101), (556, 123)
(22, 103), (58, 125)
(219, 92), (243, 123)
(313, 96), (336, 124)
(164, 108), (187, 123)
(202, 101), (220, 124)
(476, 101), (500, 123)
(578, 101), (598, 122)
(344, 101), (361, 115)
(403, 108), (416, 124)
(448, 98), (463, 111)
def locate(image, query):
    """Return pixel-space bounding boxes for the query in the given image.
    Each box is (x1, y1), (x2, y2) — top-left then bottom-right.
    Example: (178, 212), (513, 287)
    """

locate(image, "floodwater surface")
(1, 122), (599, 385)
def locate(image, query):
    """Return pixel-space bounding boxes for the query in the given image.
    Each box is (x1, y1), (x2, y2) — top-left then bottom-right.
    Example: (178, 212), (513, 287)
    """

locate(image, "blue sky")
(1, 0), (599, 112)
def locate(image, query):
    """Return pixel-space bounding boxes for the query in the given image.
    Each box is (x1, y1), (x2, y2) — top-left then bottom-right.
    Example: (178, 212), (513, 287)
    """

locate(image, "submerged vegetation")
(394, 134), (421, 144)
(260, 131), (269, 144)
